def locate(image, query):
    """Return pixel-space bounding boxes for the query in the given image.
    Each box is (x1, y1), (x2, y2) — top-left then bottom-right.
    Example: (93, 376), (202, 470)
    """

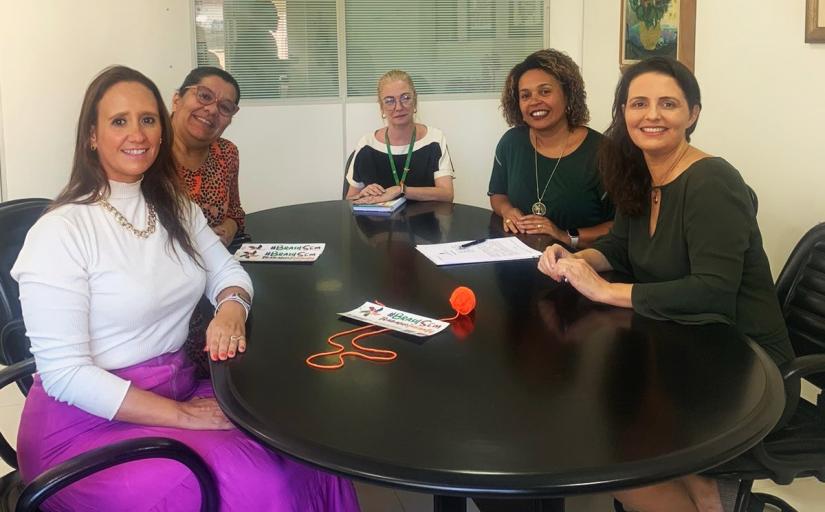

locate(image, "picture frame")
(619, 0), (696, 71)
(806, 0), (825, 43)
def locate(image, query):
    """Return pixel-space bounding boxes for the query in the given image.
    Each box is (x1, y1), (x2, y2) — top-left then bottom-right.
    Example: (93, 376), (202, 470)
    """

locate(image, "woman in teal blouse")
(489, 49), (613, 249)
(538, 57), (793, 512)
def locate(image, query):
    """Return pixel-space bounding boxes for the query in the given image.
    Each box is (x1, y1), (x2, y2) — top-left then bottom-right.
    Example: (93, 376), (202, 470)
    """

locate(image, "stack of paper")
(415, 237), (542, 266)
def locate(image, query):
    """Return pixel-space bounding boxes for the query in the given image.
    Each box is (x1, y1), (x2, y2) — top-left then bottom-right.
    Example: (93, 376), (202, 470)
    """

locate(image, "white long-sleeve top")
(11, 179), (253, 420)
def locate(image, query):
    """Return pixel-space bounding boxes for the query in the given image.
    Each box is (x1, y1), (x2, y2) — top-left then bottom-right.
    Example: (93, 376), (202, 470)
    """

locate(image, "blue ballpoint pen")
(459, 239), (486, 249)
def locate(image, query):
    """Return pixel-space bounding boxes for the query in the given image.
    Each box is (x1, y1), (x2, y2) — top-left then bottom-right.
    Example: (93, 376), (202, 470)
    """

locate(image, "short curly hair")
(500, 49), (589, 128)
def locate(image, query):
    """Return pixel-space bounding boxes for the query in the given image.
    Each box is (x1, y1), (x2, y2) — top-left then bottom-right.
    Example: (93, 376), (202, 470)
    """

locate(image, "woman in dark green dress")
(489, 49), (613, 249)
(538, 57), (793, 512)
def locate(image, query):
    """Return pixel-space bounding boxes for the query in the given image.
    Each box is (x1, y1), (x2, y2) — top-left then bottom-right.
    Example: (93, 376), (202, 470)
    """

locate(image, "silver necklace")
(533, 130), (571, 216)
(99, 199), (157, 239)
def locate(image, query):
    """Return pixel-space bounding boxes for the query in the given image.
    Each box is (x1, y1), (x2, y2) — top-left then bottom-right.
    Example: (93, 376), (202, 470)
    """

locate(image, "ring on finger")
(229, 335), (245, 342)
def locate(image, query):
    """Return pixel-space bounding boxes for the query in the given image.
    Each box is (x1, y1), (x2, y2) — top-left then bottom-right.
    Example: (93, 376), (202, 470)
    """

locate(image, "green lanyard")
(385, 126), (416, 186)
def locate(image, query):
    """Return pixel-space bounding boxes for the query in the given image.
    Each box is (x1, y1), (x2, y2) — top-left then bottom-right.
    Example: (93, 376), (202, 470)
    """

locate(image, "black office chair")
(0, 199), (49, 366)
(0, 198), (220, 511)
(343, 150), (355, 199)
(704, 222), (825, 512)
(747, 185), (759, 217)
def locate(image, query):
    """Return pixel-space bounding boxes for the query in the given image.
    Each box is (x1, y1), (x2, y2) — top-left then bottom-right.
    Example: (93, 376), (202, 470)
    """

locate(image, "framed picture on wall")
(619, 0), (696, 71)
(806, 0), (825, 43)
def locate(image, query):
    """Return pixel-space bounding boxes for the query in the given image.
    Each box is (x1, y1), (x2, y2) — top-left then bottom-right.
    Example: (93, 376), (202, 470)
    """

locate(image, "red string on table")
(306, 287), (476, 370)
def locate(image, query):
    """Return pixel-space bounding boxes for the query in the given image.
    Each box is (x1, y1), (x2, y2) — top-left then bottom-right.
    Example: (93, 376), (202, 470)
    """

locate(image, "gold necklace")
(532, 130), (571, 216)
(99, 199), (157, 239)
(651, 145), (691, 205)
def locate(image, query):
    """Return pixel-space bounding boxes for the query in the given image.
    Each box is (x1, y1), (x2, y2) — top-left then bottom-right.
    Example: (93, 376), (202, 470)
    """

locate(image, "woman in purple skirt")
(11, 65), (360, 512)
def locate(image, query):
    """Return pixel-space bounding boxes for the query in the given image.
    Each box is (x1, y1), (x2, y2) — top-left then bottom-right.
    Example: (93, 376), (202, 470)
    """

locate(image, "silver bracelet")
(215, 293), (251, 320)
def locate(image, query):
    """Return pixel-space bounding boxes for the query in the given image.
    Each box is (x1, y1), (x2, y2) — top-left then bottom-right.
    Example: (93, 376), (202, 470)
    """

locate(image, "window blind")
(193, 0), (545, 100)
(344, 0), (544, 96)
(194, 0), (339, 99)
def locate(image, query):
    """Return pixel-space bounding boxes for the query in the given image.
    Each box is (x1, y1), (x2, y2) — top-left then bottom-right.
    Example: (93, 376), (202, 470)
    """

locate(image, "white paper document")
(415, 237), (542, 266)
(339, 302), (450, 337)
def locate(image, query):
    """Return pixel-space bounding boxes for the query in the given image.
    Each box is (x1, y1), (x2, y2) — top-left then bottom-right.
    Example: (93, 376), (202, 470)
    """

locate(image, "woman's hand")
(206, 301), (247, 361)
(517, 214), (566, 240)
(212, 218), (239, 246)
(177, 397), (233, 430)
(115, 386), (234, 430)
(552, 257), (611, 303)
(353, 185), (403, 204)
(356, 183), (386, 198)
(538, 243), (573, 282)
(501, 207), (525, 233)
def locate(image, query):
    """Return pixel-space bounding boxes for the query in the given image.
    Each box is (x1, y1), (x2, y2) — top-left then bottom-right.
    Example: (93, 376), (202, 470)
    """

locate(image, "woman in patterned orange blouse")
(171, 66), (244, 246)
(172, 67), (246, 376)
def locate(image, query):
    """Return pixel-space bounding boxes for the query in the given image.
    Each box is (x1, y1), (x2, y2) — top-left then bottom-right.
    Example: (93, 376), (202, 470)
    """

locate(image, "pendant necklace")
(532, 130), (571, 216)
(651, 144), (691, 205)
(385, 126), (417, 188)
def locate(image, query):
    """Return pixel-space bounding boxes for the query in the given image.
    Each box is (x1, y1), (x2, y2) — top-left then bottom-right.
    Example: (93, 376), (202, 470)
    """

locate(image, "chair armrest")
(0, 319), (33, 395)
(17, 437), (219, 512)
(745, 354), (825, 484)
(0, 357), (35, 394)
(782, 354), (825, 382)
(0, 358), (36, 469)
(774, 354), (825, 431)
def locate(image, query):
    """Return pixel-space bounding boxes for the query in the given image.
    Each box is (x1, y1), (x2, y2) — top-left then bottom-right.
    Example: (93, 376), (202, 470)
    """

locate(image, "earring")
(159, 137), (163, 144)
(382, 114), (386, 119)
(90, 143), (97, 151)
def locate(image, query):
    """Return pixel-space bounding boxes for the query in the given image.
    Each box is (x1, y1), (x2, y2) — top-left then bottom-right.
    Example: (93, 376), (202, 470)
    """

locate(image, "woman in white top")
(346, 69), (455, 204)
(11, 66), (359, 512)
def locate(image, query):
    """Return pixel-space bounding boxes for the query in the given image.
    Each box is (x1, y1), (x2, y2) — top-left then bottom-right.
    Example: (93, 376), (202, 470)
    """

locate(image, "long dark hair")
(598, 57), (702, 216)
(52, 65), (200, 263)
(500, 48), (590, 128)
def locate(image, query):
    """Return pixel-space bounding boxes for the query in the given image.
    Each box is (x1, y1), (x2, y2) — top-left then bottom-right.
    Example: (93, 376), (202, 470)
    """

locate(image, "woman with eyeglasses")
(172, 67), (248, 379)
(346, 69), (455, 203)
(171, 66), (245, 247)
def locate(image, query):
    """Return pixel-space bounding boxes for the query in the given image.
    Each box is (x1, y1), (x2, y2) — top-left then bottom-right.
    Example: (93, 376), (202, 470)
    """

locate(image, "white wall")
(2, 0), (824, 272)
(0, 0), (193, 199)
(581, 0), (825, 273)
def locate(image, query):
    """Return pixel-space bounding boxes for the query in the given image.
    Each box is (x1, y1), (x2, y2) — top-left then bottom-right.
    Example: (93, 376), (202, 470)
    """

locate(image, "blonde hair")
(377, 69), (418, 113)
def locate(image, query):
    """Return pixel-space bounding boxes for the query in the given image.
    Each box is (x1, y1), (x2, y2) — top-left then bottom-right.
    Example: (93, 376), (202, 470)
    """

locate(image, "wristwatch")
(567, 228), (580, 249)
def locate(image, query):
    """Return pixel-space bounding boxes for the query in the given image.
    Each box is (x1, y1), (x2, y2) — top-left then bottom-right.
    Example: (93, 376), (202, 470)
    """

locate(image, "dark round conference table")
(211, 200), (784, 510)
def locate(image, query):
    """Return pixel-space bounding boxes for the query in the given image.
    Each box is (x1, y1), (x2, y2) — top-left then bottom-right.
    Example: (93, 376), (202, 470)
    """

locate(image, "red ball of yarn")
(449, 286), (476, 316)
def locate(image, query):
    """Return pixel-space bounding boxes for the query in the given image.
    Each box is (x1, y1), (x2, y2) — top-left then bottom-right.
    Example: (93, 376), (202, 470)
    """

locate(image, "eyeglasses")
(381, 93), (414, 109)
(184, 85), (240, 117)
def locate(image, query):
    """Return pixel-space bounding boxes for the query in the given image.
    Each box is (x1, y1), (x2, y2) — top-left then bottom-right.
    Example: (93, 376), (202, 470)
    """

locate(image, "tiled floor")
(1, 379), (822, 511)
